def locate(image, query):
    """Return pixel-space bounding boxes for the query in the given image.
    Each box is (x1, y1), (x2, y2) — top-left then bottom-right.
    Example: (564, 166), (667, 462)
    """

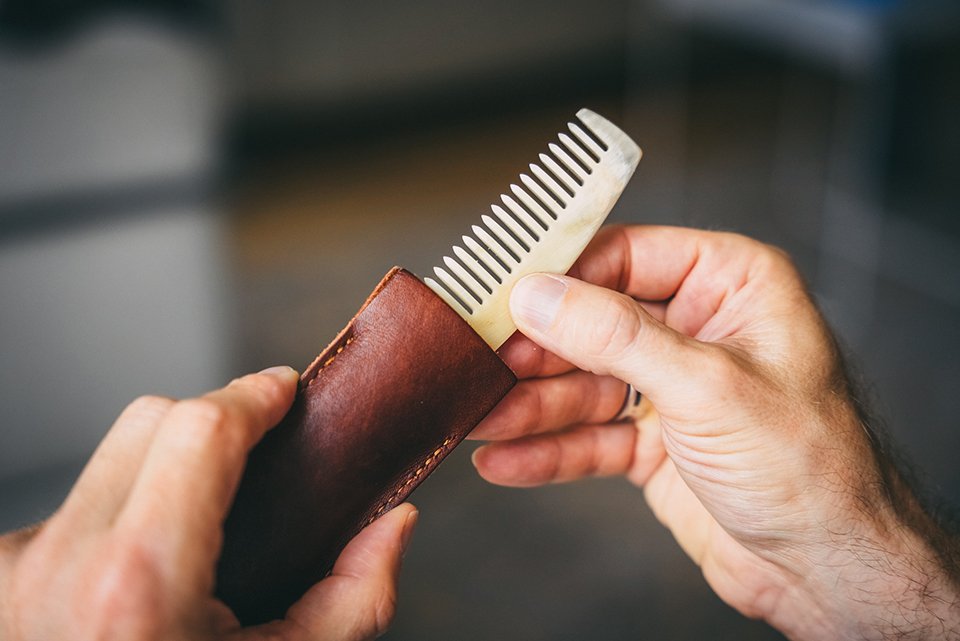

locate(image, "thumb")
(509, 274), (712, 405)
(279, 504), (418, 640)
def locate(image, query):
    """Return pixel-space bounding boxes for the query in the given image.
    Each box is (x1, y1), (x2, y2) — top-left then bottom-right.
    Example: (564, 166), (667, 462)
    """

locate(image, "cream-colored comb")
(424, 108), (641, 349)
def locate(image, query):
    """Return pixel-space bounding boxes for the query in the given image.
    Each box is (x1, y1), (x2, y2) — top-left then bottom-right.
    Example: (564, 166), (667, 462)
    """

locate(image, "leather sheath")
(215, 267), (517, 625)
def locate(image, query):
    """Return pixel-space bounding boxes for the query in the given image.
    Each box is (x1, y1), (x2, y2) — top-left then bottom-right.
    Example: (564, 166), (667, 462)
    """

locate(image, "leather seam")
(366, 436), (454, 524)
(305, 335), (355, 387)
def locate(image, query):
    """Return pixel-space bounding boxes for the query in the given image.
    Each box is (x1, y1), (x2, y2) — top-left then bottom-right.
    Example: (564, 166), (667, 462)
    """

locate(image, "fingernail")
(258, 365), (299, 382)
(510, 274), (568, 333)
(401, 508), (419, 555)
(470, 447), (483, 468)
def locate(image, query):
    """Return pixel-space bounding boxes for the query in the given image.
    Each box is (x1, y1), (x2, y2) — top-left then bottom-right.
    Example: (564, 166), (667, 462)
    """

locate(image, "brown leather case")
(215, 267), (517, 625)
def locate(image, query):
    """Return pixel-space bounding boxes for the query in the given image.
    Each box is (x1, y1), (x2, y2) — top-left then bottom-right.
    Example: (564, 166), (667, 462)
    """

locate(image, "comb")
(424, 108), (641, 349)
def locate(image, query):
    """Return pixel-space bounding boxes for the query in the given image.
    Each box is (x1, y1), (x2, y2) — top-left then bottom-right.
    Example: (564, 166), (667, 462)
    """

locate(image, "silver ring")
(613, 383), (642, 422)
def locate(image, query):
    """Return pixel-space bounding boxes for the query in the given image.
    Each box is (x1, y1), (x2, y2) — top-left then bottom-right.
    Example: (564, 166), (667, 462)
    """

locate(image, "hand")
(0, 367), (418, 641)
(470, 225), (960, 640)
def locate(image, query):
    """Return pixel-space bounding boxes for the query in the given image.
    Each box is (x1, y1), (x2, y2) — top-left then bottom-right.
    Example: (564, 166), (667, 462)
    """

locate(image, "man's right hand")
(470, 225), (960, 640)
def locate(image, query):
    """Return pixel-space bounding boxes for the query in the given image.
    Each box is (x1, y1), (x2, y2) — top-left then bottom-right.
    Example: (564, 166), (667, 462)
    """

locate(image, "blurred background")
(1, 0), (958, 638)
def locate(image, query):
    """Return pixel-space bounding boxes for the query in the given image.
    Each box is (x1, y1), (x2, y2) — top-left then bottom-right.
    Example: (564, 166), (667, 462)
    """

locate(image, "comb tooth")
(481, 214), (525, 263)
(568, 122), (604, 162)
(529, 163), (567, 207)
(472, 224), (515, 272)
(463, 234), (506, 282)
(575, 109), (620, 152)
(432, 265), (476, 313)
(444, 255), (485, 303)
(538, 153), (578, 196)
(548, 143), (586, 184)
(520, 174), (560, 219)
(558, 132), (594, 173)
(501, 193), (545, 235)
(453, 245), (495, 293)
(423, 276), (452, 304)
(577, 108), (641, 180)
(490, 204), (535, 249)
(424, 275), (471, 315)
(510, 184), (553, 228)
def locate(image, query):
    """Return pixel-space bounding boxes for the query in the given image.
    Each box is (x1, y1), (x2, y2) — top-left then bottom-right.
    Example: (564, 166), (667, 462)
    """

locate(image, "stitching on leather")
(306, 336), (355, 387)
(366, 436), (454, 525)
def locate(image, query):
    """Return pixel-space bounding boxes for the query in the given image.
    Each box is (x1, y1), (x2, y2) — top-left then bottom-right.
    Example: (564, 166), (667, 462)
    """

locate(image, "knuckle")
(755, 241), (801, 279)
(512, 383), (543, 436)
(174, 397), (230, 430)
(584, 295), (642, 360)
(170, 398), (237, 449)
(591, 376), (623, 422)
(123, 395), (174, 422)
(583, 427), (604, 477)
(719, 232), (798, 273)
(84, 540), (162, 637)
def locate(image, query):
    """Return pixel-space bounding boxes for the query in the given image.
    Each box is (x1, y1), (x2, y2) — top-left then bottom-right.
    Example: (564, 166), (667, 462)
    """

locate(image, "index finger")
(570, 225), (774, 337)
(115, 367), (299, 589)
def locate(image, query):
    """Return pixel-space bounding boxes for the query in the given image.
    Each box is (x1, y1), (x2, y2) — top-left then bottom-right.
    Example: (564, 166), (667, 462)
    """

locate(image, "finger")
(58, 395), (174, 530)
(275, 504), (418, 641)
(497, 332), (576, 379)
(571, 225), (701, 297)
(468, 371), (626, 441)
(571, 225), (773, 337)
(116, 367), (299, 588)
(509, 274), (719, 411)
(471, 423), (638, 487)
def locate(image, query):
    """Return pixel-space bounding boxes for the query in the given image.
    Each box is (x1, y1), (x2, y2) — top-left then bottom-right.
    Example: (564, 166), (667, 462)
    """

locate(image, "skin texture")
(470, 225), (960, 640)
(0, 367), (418, 641)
